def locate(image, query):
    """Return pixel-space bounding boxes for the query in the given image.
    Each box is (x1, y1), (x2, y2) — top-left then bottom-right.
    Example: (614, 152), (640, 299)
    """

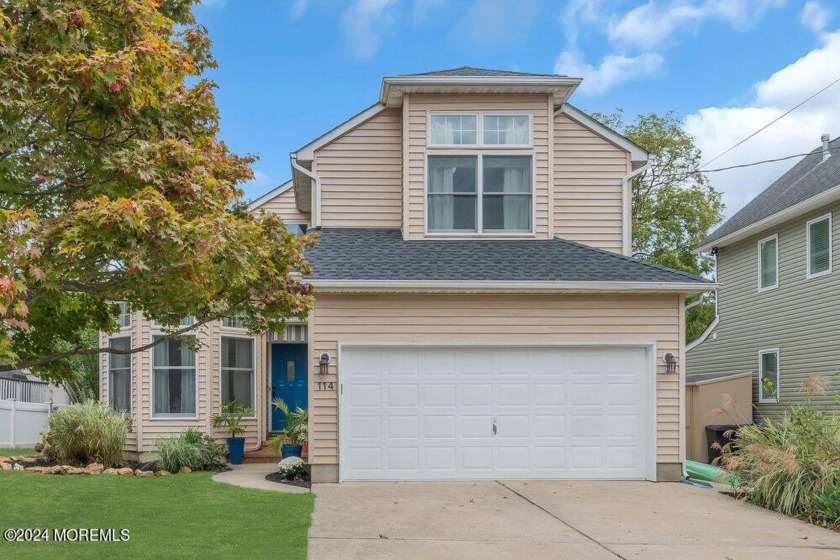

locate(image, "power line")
(699, 74), (840, 170)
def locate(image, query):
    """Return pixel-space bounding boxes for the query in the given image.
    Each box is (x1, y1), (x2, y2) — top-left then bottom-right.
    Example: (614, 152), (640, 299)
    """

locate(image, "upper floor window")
(758, 235), (778, 291)
(429, 113), (531, 147)
(222, 313), (247, 330)
(151, 316), (195, 328)
(286, 222), (308, 236)
(117, 302), (131, 329)
(807, 214), (832, 278)
(427, 155), (532, 234)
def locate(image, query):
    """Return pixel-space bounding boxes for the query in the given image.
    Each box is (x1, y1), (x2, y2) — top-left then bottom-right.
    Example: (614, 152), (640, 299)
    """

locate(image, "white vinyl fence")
(0, 378), (53, 448)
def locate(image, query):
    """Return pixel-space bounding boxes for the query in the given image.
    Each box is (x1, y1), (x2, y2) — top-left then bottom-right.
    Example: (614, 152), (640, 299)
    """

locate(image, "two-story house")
(688, 135), (840, 419)
(100, 67), (712, 483)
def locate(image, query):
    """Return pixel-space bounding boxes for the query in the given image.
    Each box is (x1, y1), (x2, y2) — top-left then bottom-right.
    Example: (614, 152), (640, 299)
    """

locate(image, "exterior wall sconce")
(319, 352), (331, 374)
(663, 352), (678, 374)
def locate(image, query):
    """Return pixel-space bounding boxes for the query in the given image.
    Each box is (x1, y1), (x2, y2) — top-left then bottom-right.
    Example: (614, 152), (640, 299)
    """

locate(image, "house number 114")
(316, 382), (335, 391)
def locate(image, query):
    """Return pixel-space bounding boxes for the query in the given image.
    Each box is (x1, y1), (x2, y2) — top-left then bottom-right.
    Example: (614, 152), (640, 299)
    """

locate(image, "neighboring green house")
(688, 135), (840, 419)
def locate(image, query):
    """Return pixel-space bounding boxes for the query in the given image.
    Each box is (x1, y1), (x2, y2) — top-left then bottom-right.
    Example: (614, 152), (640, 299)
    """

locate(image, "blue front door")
(271, 343), (308, 431)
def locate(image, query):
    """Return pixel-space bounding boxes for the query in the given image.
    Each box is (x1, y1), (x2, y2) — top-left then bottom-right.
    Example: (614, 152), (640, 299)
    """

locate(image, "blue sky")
(195, 1), (840, 217)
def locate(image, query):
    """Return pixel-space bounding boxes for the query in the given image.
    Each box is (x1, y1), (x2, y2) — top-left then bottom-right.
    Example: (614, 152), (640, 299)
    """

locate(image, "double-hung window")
(758, 235), (778, 290)
(108, 336), (131, 412)
(758, 349), (779, 403)
(221, 336), (255, 410)
(427, 155), (532, 233)
(807, 214), (832, 278)
(152, 336), (197, 418)
(117, 302), (131, 329)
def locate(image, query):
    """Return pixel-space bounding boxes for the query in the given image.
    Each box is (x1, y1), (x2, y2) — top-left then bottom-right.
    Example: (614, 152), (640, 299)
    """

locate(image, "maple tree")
(0, 1), (314, 382)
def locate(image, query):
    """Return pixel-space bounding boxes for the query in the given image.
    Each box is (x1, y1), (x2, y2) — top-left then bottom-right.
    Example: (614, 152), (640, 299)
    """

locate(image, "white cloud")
(341, 0), (399, 58)
(683, 31), (840, 218)
(555, 50), (663, 95)
(461, 0), (540, 46)
(608, 0), (786, 50)
(290, 0), (311, 20)
(801, 1), (831, 33)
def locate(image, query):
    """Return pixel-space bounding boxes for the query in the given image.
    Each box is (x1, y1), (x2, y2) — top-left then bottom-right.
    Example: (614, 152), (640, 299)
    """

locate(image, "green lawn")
(0, 471), (313, 559)
(0, 448), (37, 457)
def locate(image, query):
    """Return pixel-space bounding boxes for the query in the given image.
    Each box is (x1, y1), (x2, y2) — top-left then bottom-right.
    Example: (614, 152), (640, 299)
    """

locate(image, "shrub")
(156, 429), (226, 472)
(719, 375), (840, 528)
(278, 456), (305, 479)
(42, 400), (130, 467)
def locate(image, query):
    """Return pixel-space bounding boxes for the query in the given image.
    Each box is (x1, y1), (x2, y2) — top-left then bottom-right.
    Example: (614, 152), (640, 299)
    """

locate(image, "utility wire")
(699, 74), (840, 170)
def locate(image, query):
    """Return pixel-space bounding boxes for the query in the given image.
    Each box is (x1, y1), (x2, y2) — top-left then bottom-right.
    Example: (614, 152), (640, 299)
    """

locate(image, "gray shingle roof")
(305, 229), (711, 284)
(702, 137), (840, 246)
(400, 66), (564, 78)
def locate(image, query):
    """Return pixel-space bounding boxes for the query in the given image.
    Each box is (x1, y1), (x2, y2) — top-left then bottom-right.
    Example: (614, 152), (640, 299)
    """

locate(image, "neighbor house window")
(758, 235), (778, 290)
(152, 336), (196, 418)
(427, 155), (532, 233)
(430, 115), (477, 146)
(117, 302), (131, 328)
(108, 336), (131, 412)
(483, 115), (530, 145)
(758, 349), (779, 403)
(221, 336), (255, 410)
(807, 214), (832, 278)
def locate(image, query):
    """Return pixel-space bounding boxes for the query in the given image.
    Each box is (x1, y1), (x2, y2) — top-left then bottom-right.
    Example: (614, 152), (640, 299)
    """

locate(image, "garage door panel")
(341, 345), (651, 481)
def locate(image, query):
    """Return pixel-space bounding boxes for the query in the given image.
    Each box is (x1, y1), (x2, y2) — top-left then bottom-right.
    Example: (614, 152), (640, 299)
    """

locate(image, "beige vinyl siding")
(256, 186), (310, 223)
(309, 293), (683, 467)
(101, 316), (269, 458)
(405, 94), (551, 239)
(100, 327), (138, 452)
(314, 108), (403, 228)
(687, 201), (840, 417)
(553, 113), (629, 253)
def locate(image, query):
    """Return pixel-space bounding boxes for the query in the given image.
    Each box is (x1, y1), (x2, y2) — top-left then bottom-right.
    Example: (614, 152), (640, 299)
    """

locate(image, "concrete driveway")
(309, 480), (840, 559)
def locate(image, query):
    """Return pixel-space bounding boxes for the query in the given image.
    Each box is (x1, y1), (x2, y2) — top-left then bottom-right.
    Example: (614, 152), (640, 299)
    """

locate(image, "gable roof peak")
(400, 66), (566, 78)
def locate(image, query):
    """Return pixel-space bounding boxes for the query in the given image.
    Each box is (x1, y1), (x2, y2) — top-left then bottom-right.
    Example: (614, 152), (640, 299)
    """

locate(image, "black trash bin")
(706, 424), (739, 464)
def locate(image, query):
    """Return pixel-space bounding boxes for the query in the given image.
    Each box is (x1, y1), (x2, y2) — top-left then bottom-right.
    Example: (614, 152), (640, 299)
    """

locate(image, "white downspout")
(291, 154), (322, 228)
(622, 160), (652, 256)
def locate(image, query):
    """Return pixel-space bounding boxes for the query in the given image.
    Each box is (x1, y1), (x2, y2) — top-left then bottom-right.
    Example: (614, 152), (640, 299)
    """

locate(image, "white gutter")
(308, 279), (717, 294)
(291, 154), (322, 228)
(622, 160), (651, 256)
(685, 315), (719, 352)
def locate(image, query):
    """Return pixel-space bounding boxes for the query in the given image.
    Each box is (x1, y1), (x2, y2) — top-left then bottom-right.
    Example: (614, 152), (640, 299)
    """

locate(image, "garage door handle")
(492, 419), (497, 436)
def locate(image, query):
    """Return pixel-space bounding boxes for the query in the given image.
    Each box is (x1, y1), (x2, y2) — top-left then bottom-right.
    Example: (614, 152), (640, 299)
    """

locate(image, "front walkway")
(213, 463), (310, 494)
(309, 480), (840, 559)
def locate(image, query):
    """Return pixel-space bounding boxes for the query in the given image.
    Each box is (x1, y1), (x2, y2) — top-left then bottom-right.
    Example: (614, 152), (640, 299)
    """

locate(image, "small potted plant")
(269, 399), (307, 458)
(211, 401), (255, 465)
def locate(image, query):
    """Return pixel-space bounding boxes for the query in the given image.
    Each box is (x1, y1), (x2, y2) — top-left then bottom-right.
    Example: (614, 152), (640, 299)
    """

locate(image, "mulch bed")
(265, 468), (311, 489)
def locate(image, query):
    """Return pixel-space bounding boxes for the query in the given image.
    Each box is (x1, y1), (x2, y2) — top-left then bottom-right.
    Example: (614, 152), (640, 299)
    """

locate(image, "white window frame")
(424, 152), (536, 236)
(107, 335), (132, 413)
(757, 234), (779, 292)
(806, 213), (832, 279)
(221, 313), (248, 332)
(150, 334), (199, 420)
(117, 302), (132, 329)
(758, 348), (780, 404)
(150, 316), (196, 329)
(219, 334), (257, 418)
(427, 111), (533, 148)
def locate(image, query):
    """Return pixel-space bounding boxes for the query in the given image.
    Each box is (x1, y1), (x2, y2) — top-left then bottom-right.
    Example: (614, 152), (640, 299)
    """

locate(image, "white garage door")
(339, 345), (653, 481)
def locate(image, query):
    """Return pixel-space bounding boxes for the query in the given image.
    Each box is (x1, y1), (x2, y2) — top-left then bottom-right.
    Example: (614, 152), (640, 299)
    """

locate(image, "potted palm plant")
(211, 401), (255, 465)
(268, 398), (307, 458)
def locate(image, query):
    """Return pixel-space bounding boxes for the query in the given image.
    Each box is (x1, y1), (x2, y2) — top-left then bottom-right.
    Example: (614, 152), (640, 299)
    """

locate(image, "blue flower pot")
(227, 437), (245, 465)
(282, 444), (303, 459)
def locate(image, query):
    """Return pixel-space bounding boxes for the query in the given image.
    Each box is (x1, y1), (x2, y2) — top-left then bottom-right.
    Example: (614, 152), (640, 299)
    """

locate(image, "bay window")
(152, 336), (197, 418)
(427, 154), (532, 233)
(108, 336), (131, 412)
(221, 336), (255, 410)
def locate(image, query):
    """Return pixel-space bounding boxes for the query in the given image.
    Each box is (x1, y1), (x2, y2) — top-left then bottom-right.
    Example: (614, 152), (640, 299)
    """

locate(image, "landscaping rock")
(0, 456), (10, 463)
(0, 462), (12, 471)
(103, 467), (134, 475)
(12, 463), (24, 471)
(134, 469), (154, 477)
(178, 466), (192, 474)
(44, 466), (63, 475)
(65, 466), (86, 475)
(25, 466), (49, 473)
(156, 470), (172, 476)
(84, 463), (104, 475)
